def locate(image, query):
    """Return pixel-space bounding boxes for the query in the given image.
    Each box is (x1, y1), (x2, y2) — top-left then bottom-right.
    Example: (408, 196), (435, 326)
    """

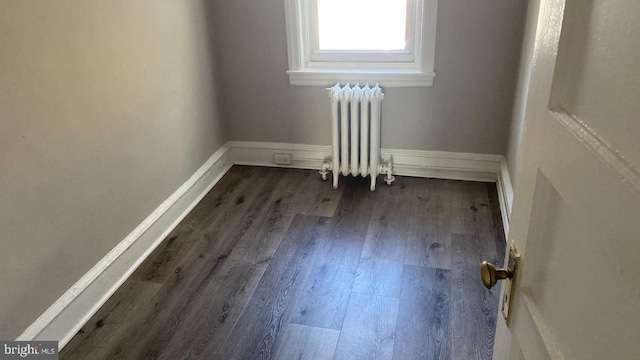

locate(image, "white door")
(491, 0), (640, 359)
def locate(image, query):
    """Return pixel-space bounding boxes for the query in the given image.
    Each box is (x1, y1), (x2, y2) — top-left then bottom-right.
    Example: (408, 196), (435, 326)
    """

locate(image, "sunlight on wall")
(317, 0), (408, 50)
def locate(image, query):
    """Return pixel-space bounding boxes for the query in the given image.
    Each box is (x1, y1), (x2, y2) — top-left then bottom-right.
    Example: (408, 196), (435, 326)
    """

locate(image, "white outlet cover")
(274, 153), (292, 165)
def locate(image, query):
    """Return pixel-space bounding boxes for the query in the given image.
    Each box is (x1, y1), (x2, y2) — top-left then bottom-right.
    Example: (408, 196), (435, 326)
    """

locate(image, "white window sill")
(286, 70), (435, 87)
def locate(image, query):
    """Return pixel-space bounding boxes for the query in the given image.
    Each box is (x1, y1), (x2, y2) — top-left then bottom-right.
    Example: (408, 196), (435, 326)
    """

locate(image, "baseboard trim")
(497, 159), (514, 238)
(19, 140), (513, 348)
(230, 141), (502, 182)
(17, 143), (233, 348)
(229, 141), (331, 170)
(382, 148), (501, 182)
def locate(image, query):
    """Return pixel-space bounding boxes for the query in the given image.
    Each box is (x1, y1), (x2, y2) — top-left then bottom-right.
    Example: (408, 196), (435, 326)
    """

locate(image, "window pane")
(317, 0), (408, 51)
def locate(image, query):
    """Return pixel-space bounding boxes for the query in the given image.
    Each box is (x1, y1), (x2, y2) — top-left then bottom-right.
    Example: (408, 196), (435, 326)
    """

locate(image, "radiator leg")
(333, 171), (339, 189)
(370, 176), (376, 192)
(320, 161), (331, 181)
(379, 163), (395, 186)
(384, 172), (396, 185)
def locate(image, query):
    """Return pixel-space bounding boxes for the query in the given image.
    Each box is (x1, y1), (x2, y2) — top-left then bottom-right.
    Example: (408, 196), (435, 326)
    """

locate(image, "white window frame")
(284, 0), (438, 87)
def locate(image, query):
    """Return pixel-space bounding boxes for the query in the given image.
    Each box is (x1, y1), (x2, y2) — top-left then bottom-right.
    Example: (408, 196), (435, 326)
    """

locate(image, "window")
(284, 0), (438, 87)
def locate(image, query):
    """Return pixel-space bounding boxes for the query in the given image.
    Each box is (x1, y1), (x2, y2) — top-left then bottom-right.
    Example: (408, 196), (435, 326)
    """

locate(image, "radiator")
(320, 82), (394, 191)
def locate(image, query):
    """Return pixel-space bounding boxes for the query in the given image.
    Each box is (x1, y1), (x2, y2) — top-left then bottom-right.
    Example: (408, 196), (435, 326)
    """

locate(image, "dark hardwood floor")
(61, 166), (506, 360)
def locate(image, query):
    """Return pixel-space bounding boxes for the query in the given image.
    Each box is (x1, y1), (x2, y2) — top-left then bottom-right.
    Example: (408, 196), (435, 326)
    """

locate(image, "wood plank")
(287, 177), (376, 330)
(470, 182), (502, 266)
(272, 324), (340, 360)
(352, 177), (416, 297)
(216, 214), (334, 359)
(131, 168), (299, 359)
(155, 204), (296, 358)
(449, 180), (482, 235)
(61, 280), (162, 358)
(393, 265), (452, 360)
(291, 169), (346, 217)
(451, 233), (500, 360)
(448, 183), (503, 360)
(279, 168), (345, 217)
(405, 179), (453, 270)
(128, 166), (271, 284)
(351, 258), (404, 298)
(362, 177), (418, 262)
(333, 292), (400, 360)
(62, 168), (286, 359)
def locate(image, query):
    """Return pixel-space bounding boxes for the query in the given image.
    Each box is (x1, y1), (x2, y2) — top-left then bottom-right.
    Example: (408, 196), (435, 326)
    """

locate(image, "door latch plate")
(501, 241), (520, 325)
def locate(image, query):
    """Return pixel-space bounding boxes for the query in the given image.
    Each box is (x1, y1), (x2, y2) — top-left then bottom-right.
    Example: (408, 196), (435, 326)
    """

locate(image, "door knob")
(481, 243), (520, 323)
(480, 261), (513, 289)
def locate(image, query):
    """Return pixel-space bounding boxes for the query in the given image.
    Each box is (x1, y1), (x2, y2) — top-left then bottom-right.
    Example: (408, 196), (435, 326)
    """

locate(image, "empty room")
(2, 0), (638, 359)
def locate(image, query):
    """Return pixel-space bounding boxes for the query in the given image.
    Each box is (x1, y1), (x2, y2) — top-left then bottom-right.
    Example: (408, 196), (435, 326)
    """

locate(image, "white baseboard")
(17, 143), (233, 348)
(381, 148), (501, 182)
(19, 140), (513, 348)
(497, 159), (514, 238)
(230, 141), (502, 181)
(229, 141), (331, 170)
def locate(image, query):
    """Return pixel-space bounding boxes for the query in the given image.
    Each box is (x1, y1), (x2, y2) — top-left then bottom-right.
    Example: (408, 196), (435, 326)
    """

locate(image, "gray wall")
(506, 0), (541, 190)
(0, 0), (225, 339)
(214, 0), (526, 154)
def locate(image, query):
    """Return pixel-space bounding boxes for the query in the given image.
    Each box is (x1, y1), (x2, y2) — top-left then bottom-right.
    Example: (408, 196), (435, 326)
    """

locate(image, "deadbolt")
(480, 261), (513, 289)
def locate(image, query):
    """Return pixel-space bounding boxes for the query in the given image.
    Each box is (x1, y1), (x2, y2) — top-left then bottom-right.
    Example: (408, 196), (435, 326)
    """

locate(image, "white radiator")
(320, 82), (394, 191)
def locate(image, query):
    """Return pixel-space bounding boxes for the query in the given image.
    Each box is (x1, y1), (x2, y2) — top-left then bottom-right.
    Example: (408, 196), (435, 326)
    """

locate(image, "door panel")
(512, 111), (640, 359)
(550, 0), (640, 165)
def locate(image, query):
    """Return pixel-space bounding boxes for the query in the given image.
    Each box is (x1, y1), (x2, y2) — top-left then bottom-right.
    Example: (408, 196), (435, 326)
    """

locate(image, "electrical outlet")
(274, 153), (292, 165)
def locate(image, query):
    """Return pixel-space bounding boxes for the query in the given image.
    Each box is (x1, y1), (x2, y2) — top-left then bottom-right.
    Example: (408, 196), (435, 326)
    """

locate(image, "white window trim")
(284, 0), (438, 87)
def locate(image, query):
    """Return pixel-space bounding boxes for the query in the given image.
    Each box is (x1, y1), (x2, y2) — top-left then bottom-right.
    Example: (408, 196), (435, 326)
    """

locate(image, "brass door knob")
(480, 261), (513, 289)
